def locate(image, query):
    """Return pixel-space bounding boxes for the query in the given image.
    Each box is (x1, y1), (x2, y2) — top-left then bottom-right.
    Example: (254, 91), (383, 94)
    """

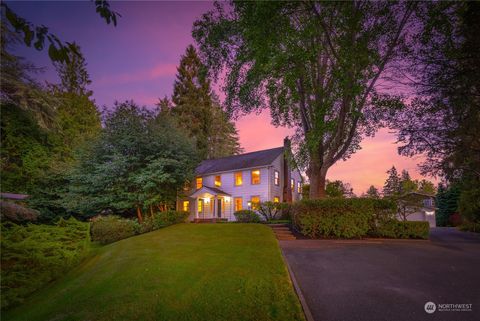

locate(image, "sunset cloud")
(95, 63), (178, 86)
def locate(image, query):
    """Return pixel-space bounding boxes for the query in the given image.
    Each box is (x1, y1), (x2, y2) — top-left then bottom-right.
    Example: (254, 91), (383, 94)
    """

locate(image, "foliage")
(193, 1), (421, 198)
(364, 185), (380, 198)
(1, 1), (119, 63)
(234, 210), (261, 223)
(435, 184), (460, 227)
(383, 166), (401, 197)
(0, 201), (39, 223)
(372, 220), (429, 239)
(257, 202), (289, 221)
(64, 101), (198, 221)
(325, 180), (353, 198)
(0, 218), (90, 309)
(394, 193), (429, 222)
(301, 183), (310, 200)
(90, 215), (136, 244)
(152, 210), (190, 228)
(4, 224), (305, 321)
(457, 186), (480, 225)
(291, 198), (397, 239)
(171, 45), (242, 159)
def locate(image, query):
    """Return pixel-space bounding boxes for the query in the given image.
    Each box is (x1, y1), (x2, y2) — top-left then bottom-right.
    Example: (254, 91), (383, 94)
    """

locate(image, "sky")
(7, 1), (436, 194)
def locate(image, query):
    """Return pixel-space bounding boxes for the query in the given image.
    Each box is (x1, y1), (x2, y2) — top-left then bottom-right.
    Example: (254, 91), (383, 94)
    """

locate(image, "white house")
(177, 139), (303, 222)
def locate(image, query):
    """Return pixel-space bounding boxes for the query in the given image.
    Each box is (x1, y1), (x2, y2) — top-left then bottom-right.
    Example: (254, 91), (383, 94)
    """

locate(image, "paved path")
(281, 228), (480, 321)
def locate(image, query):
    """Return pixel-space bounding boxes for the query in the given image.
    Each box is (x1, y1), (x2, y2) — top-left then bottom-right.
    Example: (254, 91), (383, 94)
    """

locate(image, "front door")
(217, 199), (222, 218)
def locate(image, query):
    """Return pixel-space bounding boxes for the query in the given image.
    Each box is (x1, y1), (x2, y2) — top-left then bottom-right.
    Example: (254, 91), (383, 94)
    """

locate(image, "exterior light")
(204, 198), (210, 204)
(247, 201), (252, 208)
(425, 211), (434, 216)
(224, 197), (230, 202)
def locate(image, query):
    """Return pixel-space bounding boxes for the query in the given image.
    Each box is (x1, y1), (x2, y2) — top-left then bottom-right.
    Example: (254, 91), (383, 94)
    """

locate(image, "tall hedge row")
(291, 198), (429, 239)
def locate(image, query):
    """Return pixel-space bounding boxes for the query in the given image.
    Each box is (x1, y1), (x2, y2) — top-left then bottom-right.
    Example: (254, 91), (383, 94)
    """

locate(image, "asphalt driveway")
(281, 228), (480, 321)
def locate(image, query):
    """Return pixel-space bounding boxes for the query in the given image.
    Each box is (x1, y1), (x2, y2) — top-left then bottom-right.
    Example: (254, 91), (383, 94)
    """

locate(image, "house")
(397, 192), (436, 227)
(177, 139), (303, 221)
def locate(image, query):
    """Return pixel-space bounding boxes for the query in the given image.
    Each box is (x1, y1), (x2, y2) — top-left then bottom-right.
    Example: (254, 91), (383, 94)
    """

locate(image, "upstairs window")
(196, 177), (203, 189)
(291, 178), (295, 191)
(274, 170), (280, 186)
(215, 175), (221, 187)
(251, 169), (261, 185)
(235, 172), (243, 186)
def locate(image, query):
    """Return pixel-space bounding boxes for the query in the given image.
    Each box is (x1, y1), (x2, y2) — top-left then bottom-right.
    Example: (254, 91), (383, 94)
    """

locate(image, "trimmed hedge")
(234, 210), (261, 223)
(1, 218), (90, 309)
(292, 198), (429, 239)
(91, 211), (190, 244)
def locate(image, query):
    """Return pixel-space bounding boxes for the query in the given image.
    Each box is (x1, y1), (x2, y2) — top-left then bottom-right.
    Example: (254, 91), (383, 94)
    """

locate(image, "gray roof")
(196, 147), (284, 175)
(0, 193), (29, 200)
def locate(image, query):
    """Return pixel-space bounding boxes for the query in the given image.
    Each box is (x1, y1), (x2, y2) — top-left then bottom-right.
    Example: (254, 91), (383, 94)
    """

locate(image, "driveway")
(281, 228), (480, 321)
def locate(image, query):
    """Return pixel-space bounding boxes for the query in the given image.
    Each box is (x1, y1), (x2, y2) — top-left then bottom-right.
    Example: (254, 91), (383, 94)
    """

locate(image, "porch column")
(213, 195), (218, 220)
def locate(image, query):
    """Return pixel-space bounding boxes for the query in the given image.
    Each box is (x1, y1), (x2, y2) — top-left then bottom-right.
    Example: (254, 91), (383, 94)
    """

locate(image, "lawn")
(3, 223), (305, 321)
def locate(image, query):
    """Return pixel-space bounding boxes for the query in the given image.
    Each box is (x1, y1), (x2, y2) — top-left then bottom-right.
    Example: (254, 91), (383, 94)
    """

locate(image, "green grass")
(4, 224), (304, 321)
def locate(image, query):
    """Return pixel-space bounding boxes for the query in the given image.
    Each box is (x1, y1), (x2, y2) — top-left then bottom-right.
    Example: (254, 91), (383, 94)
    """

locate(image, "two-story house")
(177, 139), (303, 221)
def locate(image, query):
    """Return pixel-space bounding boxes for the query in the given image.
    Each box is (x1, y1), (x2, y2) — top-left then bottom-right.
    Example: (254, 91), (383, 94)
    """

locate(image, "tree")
(1, 1), (119, 63)
(64, 101), (198, 222)
(383, 166), (400, 197)
(53, 43), (92, 96)
(399, 169), (418, 195)
(171, 45), (242, 159)
(364, 185), (380, 199)
(325, 180), (353, 198)
(435, 183), (460, 227)
(418, 179), (436, 195)
(193, 1), (420, 198)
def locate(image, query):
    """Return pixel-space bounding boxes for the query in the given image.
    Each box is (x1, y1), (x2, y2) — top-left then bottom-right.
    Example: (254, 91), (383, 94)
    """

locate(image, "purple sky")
(8, 1), (436, 194)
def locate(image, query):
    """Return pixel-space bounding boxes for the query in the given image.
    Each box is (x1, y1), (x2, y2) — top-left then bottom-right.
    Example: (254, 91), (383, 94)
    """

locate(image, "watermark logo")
(425, 302), (436, 314)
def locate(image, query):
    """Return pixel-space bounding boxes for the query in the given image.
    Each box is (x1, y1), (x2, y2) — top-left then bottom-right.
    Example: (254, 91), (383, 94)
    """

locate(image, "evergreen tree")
(436, 183), (460, 227)
(171, 45), (241, 159)
(418, 179), (436, 195)
(383, 166), (400, 197)
(365, 185), (380, 199)
(399, 169), (418, 195)
(53, 43), (92, 96)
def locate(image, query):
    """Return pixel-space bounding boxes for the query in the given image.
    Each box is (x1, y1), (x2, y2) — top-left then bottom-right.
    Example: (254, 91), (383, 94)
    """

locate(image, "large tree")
(171, 45), (242, 159)
(193, 1), (419, 198)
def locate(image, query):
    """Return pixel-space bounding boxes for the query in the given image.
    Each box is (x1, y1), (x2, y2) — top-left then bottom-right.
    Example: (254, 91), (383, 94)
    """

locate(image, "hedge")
(91, 211), (189, 244)
(1, 218), (90, 309)
(291, 198), (430, 239)
(234, 210), (261, 223)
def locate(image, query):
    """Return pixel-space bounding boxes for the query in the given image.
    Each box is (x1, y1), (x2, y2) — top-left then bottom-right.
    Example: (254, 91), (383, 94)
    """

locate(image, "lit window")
(235, 172), (243, 186)
(198, 199), (203, 213)
(215, 175), (221, 187)
(297, 182), (301, 193)
(251, 169), (261, 185)
(273, 197), (280, 203)
(274, 170), (279, 186)
(251, 196), (260, 210)
(234, 197), (243, 211)
(196, 177), (203, 189)
(291, 178), (295, 191)
(183, 201), (189, 212)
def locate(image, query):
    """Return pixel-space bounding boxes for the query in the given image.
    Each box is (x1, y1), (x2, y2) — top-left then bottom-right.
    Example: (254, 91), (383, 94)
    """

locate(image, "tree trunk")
(136, 206), (143, 224)
(150, 205), (154, 218)
(309, 165), (328, 199)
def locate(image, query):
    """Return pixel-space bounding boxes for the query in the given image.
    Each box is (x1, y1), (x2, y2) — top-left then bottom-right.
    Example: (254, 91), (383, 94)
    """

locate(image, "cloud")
(95, 63), (177, 86)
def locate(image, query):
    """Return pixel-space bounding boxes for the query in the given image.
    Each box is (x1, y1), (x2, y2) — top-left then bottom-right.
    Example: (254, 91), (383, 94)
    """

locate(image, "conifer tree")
(171, 45), (241, 159)
(365, 185), (380, 198)
(383, 166), (400, 197)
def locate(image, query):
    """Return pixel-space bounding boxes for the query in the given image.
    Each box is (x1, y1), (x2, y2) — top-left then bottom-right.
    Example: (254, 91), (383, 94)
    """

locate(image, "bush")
(152, 210), (189, 228)
(459, 221), (480, 233)
(234, 210), (261, 223)
(395, 221), (430, 239)
(257, 202), (290, 221)
(1, 218), (90, 309)
(0, 201), (39, 223)
(90, 216), (136, 244)
(291, 198), (397, 239)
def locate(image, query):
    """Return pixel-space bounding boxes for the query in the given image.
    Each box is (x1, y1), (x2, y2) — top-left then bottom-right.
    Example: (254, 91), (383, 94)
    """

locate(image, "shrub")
(90, 216), (136, 244)
(395, 221), (430, 239)
(257, 202), (290, 221)
(459, 221), (480, 233)
(0, 201), (39, 223)
(234, 210), (261, 223)
(1, 218), (90, 309)
(291, 198), (397, 239)
(152, 210), (189, 228)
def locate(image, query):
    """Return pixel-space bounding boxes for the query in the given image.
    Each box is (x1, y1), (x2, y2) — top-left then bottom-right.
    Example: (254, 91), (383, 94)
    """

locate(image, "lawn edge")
(279, 246), (314, 321)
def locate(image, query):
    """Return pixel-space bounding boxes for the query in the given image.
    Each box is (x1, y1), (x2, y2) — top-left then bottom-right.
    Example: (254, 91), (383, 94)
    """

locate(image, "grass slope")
(4, 224), (304, 321)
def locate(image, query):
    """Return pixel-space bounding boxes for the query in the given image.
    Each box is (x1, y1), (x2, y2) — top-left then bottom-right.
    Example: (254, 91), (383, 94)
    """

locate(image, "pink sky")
(9, 1), (436, 194)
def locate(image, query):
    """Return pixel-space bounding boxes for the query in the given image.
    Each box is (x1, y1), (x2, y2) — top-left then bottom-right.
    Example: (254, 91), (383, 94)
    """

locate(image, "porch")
(189, 186), (234, 221)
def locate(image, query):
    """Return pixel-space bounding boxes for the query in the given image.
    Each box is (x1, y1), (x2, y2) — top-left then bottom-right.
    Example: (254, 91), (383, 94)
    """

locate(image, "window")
(234, 197), (243, 211)
(274, 170), (280, 186)
(182, 201), (189, 212)
(291, 178), (295, 191)
(234, 172), (243, 186)
(297, 182), (302, 193)
(215, 175), (221, 187)
(251, 169), (261, 185)
(251, 196), (260, 210)
(273, 197), (280, 203)
(196, 177), (203, 189)
(198, 199), (203, 213)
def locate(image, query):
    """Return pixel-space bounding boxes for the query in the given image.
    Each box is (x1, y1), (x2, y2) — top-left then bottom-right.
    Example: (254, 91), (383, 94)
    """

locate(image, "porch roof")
(189, 186), (231, 198)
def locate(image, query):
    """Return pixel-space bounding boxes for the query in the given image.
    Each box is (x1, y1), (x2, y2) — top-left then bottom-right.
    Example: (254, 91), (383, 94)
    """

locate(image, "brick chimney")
(283, 137), (293, 203)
